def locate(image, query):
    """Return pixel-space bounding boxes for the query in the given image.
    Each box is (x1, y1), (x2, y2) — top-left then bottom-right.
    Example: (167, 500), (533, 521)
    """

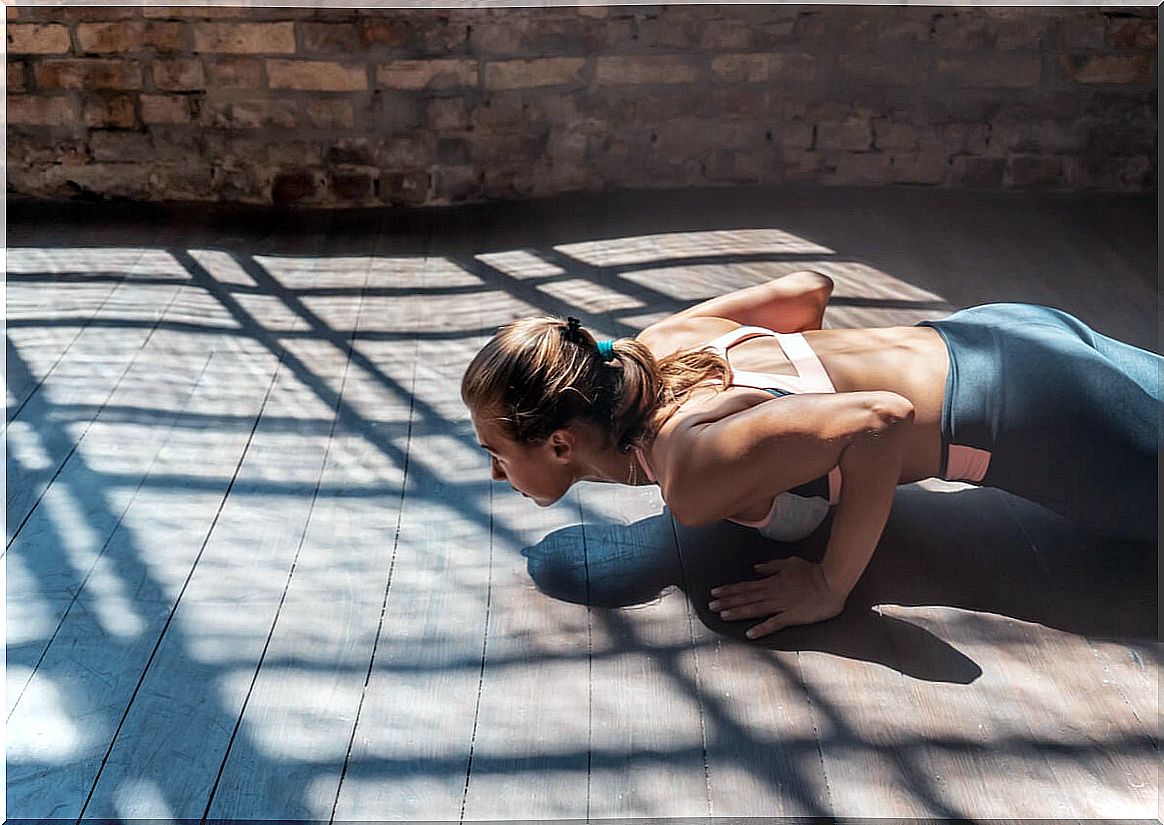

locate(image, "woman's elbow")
(870, 392), (915, 431)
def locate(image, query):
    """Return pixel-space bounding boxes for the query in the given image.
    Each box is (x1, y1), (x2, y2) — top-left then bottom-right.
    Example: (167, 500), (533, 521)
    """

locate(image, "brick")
(267, 141), (323, 166)
(35, 59), (143, 90)
(816, 117), (872, 151)
(954, 155), (1006, 187)
(1110, 18), (1157, 49)
(205, 58), (264, 89)
(431, 165), (479, 202)
(44, 163), (154, 200)
(699, 20), (752, 49)
(193, 22), (296, 54)
(271, 169), (318, 205)
(84, 93), (137, 128)
(377, 59), (478, 91)
(56, 7), (142, 21)
(201, 99), (297, 129)
(90, 130), (153, 162)
(837, 53), (916, 86)
(423, 95), (472, 130)
(357, 18), (413, 48)
(329, 169), (376, 201)
(266, 59), (367, 91)
(298, 22), (362, 52)
(7, 24), (71, 54)
(712, 53), (817, 85)
(152, 58), (205, 91)
(484, 58), (585, 90)
(152, 164), (215, 201)
(77, 21), (187, 53)
(595, 55), (699, 85)
(8, 61), (25, 93)
(889, 153), (951, 185)
(931, 11), (997, 48)
(326, 138), (375, 166)
(872, 119), (918, 151)
(991, 120), (1085, 154)
(379, 169), (429, 206)
(144, 7), (250, 19)
(1008, 154), (1063, 187)
(377, 137), (429, 168)
(935, 54), (1042, 88)
(141, 94), (192, 124)
(8, 133), (91, 166)
(1055, 14), (1106, 49)
(1062, 54), (1153, 85)
(635, 13), (698, 49)
(8, 95), (78, 126)
(6, 6), (19, 21)
(577, 5), (609, 18)
(300, 99), (355, 129)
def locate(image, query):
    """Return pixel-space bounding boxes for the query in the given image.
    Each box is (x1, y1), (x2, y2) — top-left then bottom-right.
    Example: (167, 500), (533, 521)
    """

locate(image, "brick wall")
(7, 5), (1158, 207)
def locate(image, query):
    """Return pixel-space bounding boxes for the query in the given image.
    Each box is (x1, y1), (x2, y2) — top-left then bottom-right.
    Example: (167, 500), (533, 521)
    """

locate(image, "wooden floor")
(6, 186), (1158, 821)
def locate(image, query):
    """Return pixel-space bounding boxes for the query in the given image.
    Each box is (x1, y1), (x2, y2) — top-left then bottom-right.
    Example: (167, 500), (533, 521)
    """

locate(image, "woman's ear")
(547, 427), (577, 462)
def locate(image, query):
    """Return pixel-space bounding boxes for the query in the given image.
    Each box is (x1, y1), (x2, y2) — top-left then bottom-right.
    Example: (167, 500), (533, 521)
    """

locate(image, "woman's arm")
(670, 269), (834, 332)
(656, 389), (913, 635)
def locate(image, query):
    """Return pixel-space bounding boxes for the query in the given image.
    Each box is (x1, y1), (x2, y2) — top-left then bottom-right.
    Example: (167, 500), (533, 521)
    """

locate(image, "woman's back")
(637, 315), (950, 482)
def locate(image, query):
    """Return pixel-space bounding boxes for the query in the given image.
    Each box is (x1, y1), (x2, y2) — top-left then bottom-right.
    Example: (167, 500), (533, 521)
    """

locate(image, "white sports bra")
(635, 325), (841, 541)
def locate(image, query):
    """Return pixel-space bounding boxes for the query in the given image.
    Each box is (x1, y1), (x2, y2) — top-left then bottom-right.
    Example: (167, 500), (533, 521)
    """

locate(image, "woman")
(462, 271), (1160, 638)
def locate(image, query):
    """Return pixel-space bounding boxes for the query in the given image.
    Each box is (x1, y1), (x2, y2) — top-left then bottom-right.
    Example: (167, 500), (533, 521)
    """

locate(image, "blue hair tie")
(596, 340), (616, 361)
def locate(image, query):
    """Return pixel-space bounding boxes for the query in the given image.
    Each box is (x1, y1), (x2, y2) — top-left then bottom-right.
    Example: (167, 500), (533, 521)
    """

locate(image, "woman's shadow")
(522, 485), (1156, 684)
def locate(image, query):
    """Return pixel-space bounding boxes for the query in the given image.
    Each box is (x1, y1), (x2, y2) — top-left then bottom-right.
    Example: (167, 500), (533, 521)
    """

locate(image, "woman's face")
(471, 411), (575, 507)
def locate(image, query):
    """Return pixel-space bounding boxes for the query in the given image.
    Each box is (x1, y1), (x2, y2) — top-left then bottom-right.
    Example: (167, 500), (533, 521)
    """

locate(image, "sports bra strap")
(704, 324), (836, 395)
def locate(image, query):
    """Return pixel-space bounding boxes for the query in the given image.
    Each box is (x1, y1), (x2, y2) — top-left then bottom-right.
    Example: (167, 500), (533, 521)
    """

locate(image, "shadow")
(524, 485), (1156, 684)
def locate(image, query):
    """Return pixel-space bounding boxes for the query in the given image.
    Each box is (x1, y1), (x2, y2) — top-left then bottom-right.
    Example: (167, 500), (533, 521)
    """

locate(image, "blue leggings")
(919, 304), (1160, 543)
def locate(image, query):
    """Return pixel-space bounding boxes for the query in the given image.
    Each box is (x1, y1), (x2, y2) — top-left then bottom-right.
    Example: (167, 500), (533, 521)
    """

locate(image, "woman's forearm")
(819, 416), (909, 597)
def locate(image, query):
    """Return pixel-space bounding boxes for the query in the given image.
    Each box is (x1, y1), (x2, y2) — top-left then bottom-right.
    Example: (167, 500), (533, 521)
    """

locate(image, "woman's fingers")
(745, 613), (792, 639)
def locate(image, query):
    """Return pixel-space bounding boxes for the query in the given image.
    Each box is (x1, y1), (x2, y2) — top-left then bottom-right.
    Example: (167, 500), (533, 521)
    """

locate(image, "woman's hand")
(708, 556), (847, 638)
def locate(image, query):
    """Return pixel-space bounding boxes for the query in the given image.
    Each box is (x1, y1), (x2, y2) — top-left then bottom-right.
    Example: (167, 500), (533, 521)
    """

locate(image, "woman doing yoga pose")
(462, 272), (1160, 637)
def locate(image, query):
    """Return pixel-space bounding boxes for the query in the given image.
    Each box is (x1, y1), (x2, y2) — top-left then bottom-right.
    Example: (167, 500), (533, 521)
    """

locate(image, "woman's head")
(462, 315), (730, 501)
(461, 315), (658, 451)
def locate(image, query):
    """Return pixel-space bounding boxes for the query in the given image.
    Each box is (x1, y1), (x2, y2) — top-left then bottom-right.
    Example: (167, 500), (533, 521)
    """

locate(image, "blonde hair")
(461, 316), (730, 452)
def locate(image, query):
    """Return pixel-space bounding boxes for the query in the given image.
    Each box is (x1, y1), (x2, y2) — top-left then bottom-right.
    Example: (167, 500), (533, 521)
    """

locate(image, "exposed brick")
(816, 117), (872, 152)
(635, 12), (698, 49)
(35, 59), (143, 90)
(192, 22), (296, 54)
(267, 141), (323, 166)
(837, 53), (917, 86)
(1055, 14), (1106, 49)
(6, 6), (19, 21)
(595, 55), (699, 85)
(90, 130), (154, 162)
(357, 18), (414, 48)
(1009, 154), (1064, 187)
(77, 21), (188, 53)
(45, 163), (153, 200)
(301, 99), (355, 129)
(205, 57), (264, 89)
(266, 59), (367, 92)
(1061, 54), (1154, 85)
(8, 61), (25, 93)
(201, 99), (297, 129)
(930, 11), (998, 49)
(428, 95), (472, 130)
(992, 119), (1085, 154)
(141, 94), (192, 124)
(298, 22), (361, 52)
(378, 137), (429, 168)
(872, 119), (918, 151)
(152, 58), (205, 91)
(144, 7), (251, 19)
(577, 5), (609, 18)
(954, 155), (1006, 187)
(271, 169), (318, 205)
(1110, 18), (1157, 49)
(9, 95), (78, 126)
(56, 7), (142, 21)
(699, 20), (752, 49)
(329, 169), (376, 201)
(7, 24), (71, 54)
(484, 58), (585, 90)
(326, 138), (375, 166)
(379, 169), (429, 206)
(377, 59), (478, 91)
(935, 54), (1043, 88)
(712, 53), (817, 85)
(889, 153), (951, 185)
(83, 94), (137, 128)
(431, 165), (479, 202)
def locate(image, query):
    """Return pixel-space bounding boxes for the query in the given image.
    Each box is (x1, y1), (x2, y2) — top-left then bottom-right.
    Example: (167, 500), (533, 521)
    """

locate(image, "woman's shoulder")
(636, 315), (741, 359)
